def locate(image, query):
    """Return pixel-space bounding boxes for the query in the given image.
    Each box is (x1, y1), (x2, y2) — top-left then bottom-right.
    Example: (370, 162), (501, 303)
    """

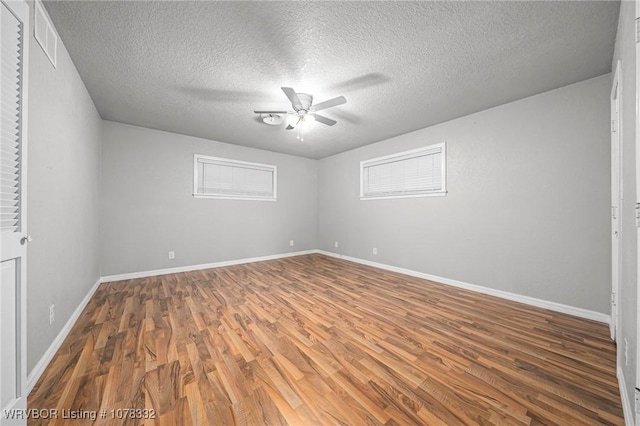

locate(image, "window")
(360, 143), (446, 200)
(194, 155), (277, 201)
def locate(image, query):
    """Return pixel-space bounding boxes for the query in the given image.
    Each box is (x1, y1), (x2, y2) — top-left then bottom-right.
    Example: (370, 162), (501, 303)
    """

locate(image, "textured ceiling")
(43, 1), (619, 159)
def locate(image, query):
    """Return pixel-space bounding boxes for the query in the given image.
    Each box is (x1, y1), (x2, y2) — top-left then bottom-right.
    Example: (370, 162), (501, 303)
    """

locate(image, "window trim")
(193, 154), (277, 201)
(359, 143), (447, 200)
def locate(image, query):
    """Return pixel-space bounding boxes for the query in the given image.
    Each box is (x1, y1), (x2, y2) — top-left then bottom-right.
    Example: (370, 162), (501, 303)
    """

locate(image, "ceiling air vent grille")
(34, 1), (57, 68)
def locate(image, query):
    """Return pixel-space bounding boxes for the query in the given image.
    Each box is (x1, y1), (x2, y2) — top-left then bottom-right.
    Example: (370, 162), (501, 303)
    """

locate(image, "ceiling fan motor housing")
(295, 93), (313, 112)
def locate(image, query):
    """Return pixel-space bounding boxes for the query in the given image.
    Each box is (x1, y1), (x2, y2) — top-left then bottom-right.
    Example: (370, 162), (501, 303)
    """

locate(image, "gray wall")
(26, 2), (102, 372)
(100, 121), (318, 276)
(318, 75), (611, 314)
(611, 1), (638, 421)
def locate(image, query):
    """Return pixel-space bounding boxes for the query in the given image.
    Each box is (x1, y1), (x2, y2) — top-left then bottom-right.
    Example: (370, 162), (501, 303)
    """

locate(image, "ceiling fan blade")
(281, 87), (303, 111)
(312, 113), (337, 126)
(254, 110), (288, 114)
(311, 96), (346, 112)
(285, 125), (295, 130)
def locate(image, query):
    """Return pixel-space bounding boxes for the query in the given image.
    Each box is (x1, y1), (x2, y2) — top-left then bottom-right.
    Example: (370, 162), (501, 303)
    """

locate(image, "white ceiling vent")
(34, 1), (57, 68)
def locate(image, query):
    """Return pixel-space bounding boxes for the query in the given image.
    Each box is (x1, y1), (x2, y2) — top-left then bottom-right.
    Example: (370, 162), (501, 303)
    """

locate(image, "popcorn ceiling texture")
(44, 1), (619, 159)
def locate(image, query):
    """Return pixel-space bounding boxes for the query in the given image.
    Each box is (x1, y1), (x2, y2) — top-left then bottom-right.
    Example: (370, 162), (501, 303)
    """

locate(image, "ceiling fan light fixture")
(286, 113), (300, 128)
(286, 112), (315, 128)
(300, 113), (316, 130)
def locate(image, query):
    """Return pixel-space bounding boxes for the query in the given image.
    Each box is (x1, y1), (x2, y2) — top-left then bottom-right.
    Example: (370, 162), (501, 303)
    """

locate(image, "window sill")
(193, 194), (277, 202)
(360, 191), (447, 201)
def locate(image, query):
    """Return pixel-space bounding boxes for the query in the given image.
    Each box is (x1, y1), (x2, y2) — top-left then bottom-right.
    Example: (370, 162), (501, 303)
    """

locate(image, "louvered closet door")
(1, 0), (29, 423)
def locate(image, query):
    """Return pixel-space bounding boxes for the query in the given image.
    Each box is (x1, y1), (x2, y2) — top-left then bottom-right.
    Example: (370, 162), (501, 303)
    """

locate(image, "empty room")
(1, 0), (639, 425)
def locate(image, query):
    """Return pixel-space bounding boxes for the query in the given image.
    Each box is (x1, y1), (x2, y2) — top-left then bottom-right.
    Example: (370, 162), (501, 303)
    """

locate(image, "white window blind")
(1, 4), (24, 232)
(360, 143), (446, 200)
(194, 155), (277, 200)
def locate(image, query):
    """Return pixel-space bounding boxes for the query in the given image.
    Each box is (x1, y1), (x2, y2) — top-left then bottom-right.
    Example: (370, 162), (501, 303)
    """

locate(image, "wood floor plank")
(28, 254), (624, 425)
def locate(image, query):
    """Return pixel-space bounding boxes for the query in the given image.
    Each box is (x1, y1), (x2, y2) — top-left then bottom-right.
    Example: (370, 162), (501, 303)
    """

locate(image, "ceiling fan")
(254, 87), (347, 136)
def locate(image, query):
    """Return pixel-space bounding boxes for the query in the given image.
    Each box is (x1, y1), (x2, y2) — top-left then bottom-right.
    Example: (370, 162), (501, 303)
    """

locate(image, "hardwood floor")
(29, 254), (624, 425)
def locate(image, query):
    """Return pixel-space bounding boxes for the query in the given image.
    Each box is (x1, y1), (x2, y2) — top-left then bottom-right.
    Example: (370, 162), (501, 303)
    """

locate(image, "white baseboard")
(104, 249), (609, 324)
(317, 250), (610, 324)
(26, 277), (102, 395)
(100, 250), (317, 283)
(617, 367), (634, 426)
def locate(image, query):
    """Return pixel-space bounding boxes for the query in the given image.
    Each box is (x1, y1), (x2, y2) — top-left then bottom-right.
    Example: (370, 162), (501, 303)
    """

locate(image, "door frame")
(636, 0), (640, 419)
(610, 59), (621, 342)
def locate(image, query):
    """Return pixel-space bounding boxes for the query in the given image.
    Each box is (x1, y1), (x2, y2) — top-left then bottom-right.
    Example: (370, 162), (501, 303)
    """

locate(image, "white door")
(610, 60), (621, 342)
(0, 0), (29, 425)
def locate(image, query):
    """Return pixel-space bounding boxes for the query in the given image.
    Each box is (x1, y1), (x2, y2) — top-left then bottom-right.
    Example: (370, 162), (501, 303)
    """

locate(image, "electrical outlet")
(334, 241), (339, 248)
(290, 240), (294, 247)
(168, 251), (175, 260)
(373, 247), (378, 255)
(49, 304), (55, 325)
